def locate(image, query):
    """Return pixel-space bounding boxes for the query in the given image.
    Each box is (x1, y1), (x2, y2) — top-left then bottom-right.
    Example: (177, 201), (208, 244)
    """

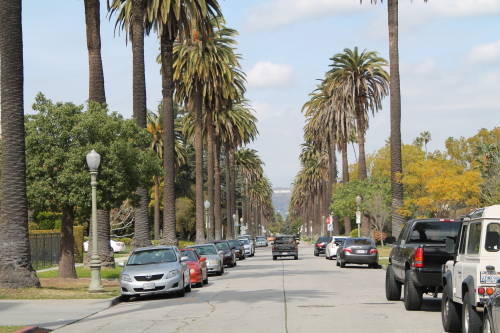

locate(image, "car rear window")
(346, 239), (374, 246)
(274, 237), (295, 244)
(317, 237), (331, 243)
(181, 250), (197, 261)
(408, 222), (460, 244)
(192, 245), (217, 255)
(214, 242), (230, 250)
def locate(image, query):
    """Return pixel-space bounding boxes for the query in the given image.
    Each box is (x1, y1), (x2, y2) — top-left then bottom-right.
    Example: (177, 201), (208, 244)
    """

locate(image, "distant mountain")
(273, 187), (291, 218)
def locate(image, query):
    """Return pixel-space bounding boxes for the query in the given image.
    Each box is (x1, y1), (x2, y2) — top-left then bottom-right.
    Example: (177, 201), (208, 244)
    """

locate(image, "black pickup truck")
(385, 218), (461, 310)
(272, 235), (299, 260)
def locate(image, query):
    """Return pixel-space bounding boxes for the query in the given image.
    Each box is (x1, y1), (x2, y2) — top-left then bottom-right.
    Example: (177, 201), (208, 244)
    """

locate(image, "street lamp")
(87, 149), (103, 293)
(204, 200), (210, 241)
(355, 195), (362, 237)
(233, 213), (238, 238)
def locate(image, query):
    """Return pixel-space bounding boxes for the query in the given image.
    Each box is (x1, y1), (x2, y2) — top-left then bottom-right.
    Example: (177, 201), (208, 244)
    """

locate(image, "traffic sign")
(356, 211), (361, 224)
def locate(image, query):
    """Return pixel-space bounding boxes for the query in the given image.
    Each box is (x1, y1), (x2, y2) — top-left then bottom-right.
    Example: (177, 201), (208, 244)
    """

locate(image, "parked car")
(239, 238), (254, 257)
(325, 236), (347, 260)
(238, 235), (255, 247)
(228, 239), (245, 260)
(267, 235), (275, 242)
(206, 240), (237, 267)
(272, 235), (299, 260)
(84, 239), (126, 253)
(180, 248), (208, 288)
(314, 236), (332, 256)
(118, 245), (191, 301)
(336, 238), (378, 268)
(255, 236), (268, 247)
(186, 243), (224, 276)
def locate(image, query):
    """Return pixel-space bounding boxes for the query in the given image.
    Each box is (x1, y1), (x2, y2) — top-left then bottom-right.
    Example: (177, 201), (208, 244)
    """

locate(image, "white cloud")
(245, 0), (368, 31)
(466, 40), (500, 65)
(247, 61), (296, 90)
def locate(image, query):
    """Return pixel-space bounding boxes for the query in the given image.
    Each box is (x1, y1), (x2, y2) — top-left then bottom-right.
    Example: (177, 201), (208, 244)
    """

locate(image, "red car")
(181, 249), (208, 288)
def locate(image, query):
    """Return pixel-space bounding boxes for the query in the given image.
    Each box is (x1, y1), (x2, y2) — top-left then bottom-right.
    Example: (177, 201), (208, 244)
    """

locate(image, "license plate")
(143, 282), (155, 290)
(356, 250), (367, 254)
(480, 271), (500, 284)
(282, 252), (288, 255)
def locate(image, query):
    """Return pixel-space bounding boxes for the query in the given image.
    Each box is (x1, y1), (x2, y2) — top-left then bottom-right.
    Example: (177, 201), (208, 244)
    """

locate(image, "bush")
(349, 229), (359, 237)
(119, 237), (132, 246)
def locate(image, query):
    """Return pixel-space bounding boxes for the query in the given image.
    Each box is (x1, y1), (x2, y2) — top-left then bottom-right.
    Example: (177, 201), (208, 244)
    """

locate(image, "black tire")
(314, 250), (319, 256)
(184, 278), (192, 293)
(385, 265), (402, 301)
(462, 291), (482, 333)
(403, 270), (423, 310)
(340, 261), (346, 268)
(273, 256), (277, 260)
(234, 260), (237, 266)
(294, 255), (298, 260)
(121, 295), (131, 302)
(177, 281), (186, 297)
(216, 265), (223, 276)
(221, 266), (225, 274)
(196, 281), (203, 288)
(441, 288), (461, 332)
(336, 259), (340, 266)
(203, 273), (209, 285)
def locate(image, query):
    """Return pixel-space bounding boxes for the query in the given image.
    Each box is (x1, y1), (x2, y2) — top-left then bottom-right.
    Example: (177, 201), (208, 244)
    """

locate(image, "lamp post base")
(88, 256), (104, 293)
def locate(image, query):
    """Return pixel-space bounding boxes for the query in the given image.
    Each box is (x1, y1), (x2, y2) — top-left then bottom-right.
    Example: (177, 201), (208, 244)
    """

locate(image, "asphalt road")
(54, 242), (444, 333)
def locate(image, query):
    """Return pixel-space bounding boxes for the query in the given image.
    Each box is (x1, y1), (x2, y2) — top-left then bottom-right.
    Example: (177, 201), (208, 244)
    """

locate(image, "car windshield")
(128, 249), (176, 265)
(346, 239), (374, 246)
(214, 242), (230, 250)
(240, 239), (250, 245)
(180, 250), (198, 261)
(256, 237), (266, 241)
(275, 237), (295, 244)
(228, 240), (240, 247)
(334, 238), (346, 245)
(317, 237), (331, 243)
(192, 245), (217, 255)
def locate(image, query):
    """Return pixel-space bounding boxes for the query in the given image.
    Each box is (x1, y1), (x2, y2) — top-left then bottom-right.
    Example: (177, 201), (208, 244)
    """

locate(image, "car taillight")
(415, 247), (424, 268)
(272, 246), (275, 251)
(295, 245), (298, 251)
(343, 248), (352, 253)
(438, 219), (456, 222)
(370, 248), (378, 253)
(478, 287), (495, 295)
(317, 243), (325, 247)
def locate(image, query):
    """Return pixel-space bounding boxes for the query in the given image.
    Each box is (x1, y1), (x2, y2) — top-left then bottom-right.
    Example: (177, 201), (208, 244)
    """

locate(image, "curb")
(13, 327), (52, 333)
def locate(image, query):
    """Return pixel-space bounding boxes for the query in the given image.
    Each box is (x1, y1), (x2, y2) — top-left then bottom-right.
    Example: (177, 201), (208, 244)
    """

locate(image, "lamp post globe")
(87, 149), (103, 293)
(204, 201), (210, 241)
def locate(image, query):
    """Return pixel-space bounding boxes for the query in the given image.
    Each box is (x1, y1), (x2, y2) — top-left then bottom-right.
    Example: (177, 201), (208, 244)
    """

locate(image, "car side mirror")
(218, 250), (224, 255)
(296, 242), (300, 245)
(180, 256), (189, 262)
(118, 262), (125, 267)
(445, 238), (456, 254)
(200, 257), (206, 262)
(231, 246), (236, 250)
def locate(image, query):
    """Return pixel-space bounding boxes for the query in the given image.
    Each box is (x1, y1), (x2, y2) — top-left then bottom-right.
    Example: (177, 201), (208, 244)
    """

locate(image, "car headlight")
(121, 274), (132, 282)
(224, 252), (232, 257)
(190, 269), (195, 274)
(209, 259), (219, 265)
(166, 269), (180, 279)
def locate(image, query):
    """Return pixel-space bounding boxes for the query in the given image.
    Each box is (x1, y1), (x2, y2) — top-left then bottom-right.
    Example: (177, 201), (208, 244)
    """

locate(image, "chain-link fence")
(30, 232), (60, 269)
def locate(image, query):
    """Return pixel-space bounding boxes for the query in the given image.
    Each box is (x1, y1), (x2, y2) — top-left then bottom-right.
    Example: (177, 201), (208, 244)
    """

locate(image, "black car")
(314, 236), (332, 256)
(336, 238), (379, 268)
(205, 240), (237, 267)
(483, 280), (500, 333)
(228, 239), (245, 260)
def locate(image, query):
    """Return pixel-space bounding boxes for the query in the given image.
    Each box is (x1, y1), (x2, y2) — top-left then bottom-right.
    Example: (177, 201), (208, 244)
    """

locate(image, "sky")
(21, 0), (500, 188)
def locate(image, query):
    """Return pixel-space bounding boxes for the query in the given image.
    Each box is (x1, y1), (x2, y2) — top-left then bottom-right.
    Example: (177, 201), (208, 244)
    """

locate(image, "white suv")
(325, 236), (348, 260)
(442, 205), (500, 333)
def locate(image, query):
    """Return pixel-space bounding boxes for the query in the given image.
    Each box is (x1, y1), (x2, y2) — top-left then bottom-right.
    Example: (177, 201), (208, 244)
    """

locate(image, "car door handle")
(457, 271), (462, 274)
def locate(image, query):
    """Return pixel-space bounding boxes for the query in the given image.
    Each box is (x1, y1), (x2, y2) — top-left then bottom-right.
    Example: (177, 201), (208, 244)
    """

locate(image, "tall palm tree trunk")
(160, 34), (177, 245)
(206, 108), (215, 240)
(225, 145), (232, 239)
(154, 175), (161, 239)
(0, 0), (40, 288)
(85, 0), (106, 104)
(193, 83), (205, 244)
(388, 0), (404, 239)
(341, 137), (350, 236)
(355, 97), (367, 181)
(214, 141), (223, 239)
(131, 0), (151, 250)
(227, 147), (236, 239)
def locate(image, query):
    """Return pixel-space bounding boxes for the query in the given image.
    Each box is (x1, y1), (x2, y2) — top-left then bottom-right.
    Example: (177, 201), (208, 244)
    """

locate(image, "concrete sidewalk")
(0, 257), (128, 332)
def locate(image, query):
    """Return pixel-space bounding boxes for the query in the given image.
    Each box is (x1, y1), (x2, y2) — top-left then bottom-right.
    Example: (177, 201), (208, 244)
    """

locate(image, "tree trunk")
(160, 33), (177, 246)
(84, 210), (115, 268)
(130, 0), (151, 250)
(58, 205), (77, 278)
(84, 0), (106, 104)
(214, 141), (223, 240)
(228, 147), (236, 239)
(344, 216), (352, 236)
(355, 96), (367, 181)
(193, 83), (206, 244)
(154, 175), (161, 240)
(206, 108), (215, 240)
(388, 0), (405, 239)
(225, 144), (232, 239)
(0, 0), (40, 288)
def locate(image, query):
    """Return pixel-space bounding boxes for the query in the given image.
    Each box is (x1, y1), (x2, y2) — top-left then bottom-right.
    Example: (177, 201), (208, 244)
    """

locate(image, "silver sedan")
(186, 244), (224, 276)
(118, 246), (191, 301)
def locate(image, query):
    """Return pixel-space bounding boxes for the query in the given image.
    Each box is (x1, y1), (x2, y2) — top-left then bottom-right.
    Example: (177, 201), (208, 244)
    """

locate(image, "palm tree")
(145, 0), (222, 245)
(108, 0), (151, 250)
(0, 0), (41, 288)
(327, 47), (389, 181)
(147, 111), (163, 240)
(420, 131), (431, 158)
(362, 0), (428, 238)
(173, 17), (244, 243)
